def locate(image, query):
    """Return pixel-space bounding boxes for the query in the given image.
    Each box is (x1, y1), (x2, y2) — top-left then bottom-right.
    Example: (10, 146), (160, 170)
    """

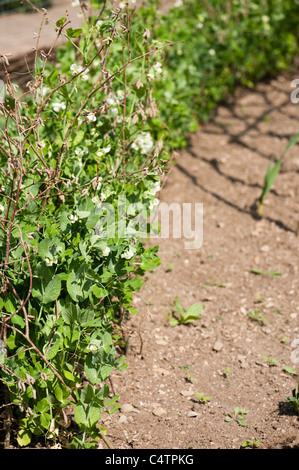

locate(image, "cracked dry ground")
(102, 71), (299, 450)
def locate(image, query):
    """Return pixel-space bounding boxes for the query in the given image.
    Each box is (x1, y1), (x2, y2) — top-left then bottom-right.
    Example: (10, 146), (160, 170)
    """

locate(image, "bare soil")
(101, 71), (299, 450)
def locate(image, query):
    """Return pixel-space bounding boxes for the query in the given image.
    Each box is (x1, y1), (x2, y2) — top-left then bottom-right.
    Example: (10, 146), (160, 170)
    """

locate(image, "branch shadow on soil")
(175, 77), (299, 234)
(174, 160), (296, 234)
(199, 85), (299, 163)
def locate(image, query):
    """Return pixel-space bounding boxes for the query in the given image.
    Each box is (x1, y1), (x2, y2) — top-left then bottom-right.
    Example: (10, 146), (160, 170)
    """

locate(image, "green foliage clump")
(137, 0), (299, 148)
(0, 5), (164, 449)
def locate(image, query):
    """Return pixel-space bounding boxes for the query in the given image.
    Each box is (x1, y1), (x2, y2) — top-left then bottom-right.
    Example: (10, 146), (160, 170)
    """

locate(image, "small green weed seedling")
(274, 309), (283, 315)
(213, 281), (226, 288)
(241, 439), (262, 449)
(225, 407), (249, 427)
(263, 356), (280, 366)
(285, 381), (299, 416)
(258, 132), (299, 216)
(223, 367), (231, 386)
(179, 365), (191, 371)
(186, 373), (196, 384)
(195, 392), (212, 404)
(168, 297), (204, 326)
(251, 269), (282, 279)
(248, 310), (267, 326)
(283, 366), (298, 376)
(166, 263), (174, 272)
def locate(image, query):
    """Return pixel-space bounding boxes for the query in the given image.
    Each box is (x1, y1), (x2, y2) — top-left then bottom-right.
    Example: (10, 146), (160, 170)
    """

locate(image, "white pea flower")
(209, 49), (216, 56)
(86, 111), (96, 122)
(52, 102), (66, 113)
(102, 246), (110, 257)
(106, 96), (116, 106)
(106, 92), (122, 107)
(96, 20), (103, 29)
(96, 177), (103, 190)
(132, 132), (153, 154)
(70, 63), (89, 81)
(196, 23), (204, 29)
(149, 198), (159, 210)
(81, 73), (89, 82)
(121, 247), (135, 260)
(87, 344), (99, 352)
(42, 86), (50, 97)
(0, 204), (5, 212)
(146, 181), (161, 197)
(151, 181), (161, 194)
(45, 257), (58, 267)
(100, 187), (113, 201)
(69, 214), (78, 223)
(147, 71), (155, 81)
(153, 61), (162, 74)
(96, 147), (111, 157)
(70, 63), (83, 74)
(262, 15), (270, 23)
(75, 147), (88, 158)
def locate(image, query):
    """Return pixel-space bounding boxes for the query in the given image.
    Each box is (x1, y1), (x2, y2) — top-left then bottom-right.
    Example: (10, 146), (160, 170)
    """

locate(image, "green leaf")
(126, 277), (144, 291)
(56, 17), (66, 28)
(84, 354), (100, 384)
(282, 132), (299, 156)
(77, 197), (94, 218)
(40, 413), (51, 430)
(66, 271), (83, 302)
(11, 314), (26, 329)
(100, 364), (112, 381)
(73, 130), (85, 147)
(17, 429), (32, 447)
(79, 383), (95, 404)
(46, 332), (61, 360)
(87, 403), (101, 427)
(104, 395), (119, 408)
(60, 300), (79, 324)
(54, 383), (64, 402)
(38, 238), (52, 259)
(64, 370), (76, 382)
(186, 303), (204, 318)
(80, 308), (95, 327)
(175, 296), (184, 315)
(67, 28), (83, 38)
(92, 285), (109, 299)
(283, 366), (298, 376)
(35, 398), (50, 414)
(74, 404), (88, 428)
(42, 276), (61, 304)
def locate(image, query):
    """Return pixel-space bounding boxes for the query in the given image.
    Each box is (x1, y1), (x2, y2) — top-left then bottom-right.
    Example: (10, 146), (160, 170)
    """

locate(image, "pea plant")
(0, 0), (170, 448)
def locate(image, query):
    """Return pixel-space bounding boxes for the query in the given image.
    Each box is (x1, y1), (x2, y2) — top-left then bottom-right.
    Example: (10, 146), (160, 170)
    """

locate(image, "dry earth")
(100, 71), (299, 450)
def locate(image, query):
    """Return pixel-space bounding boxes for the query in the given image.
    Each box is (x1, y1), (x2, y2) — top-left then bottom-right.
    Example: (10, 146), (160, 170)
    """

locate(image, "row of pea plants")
(1, 0), (299, 449)
(0, 2), (168, 449)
